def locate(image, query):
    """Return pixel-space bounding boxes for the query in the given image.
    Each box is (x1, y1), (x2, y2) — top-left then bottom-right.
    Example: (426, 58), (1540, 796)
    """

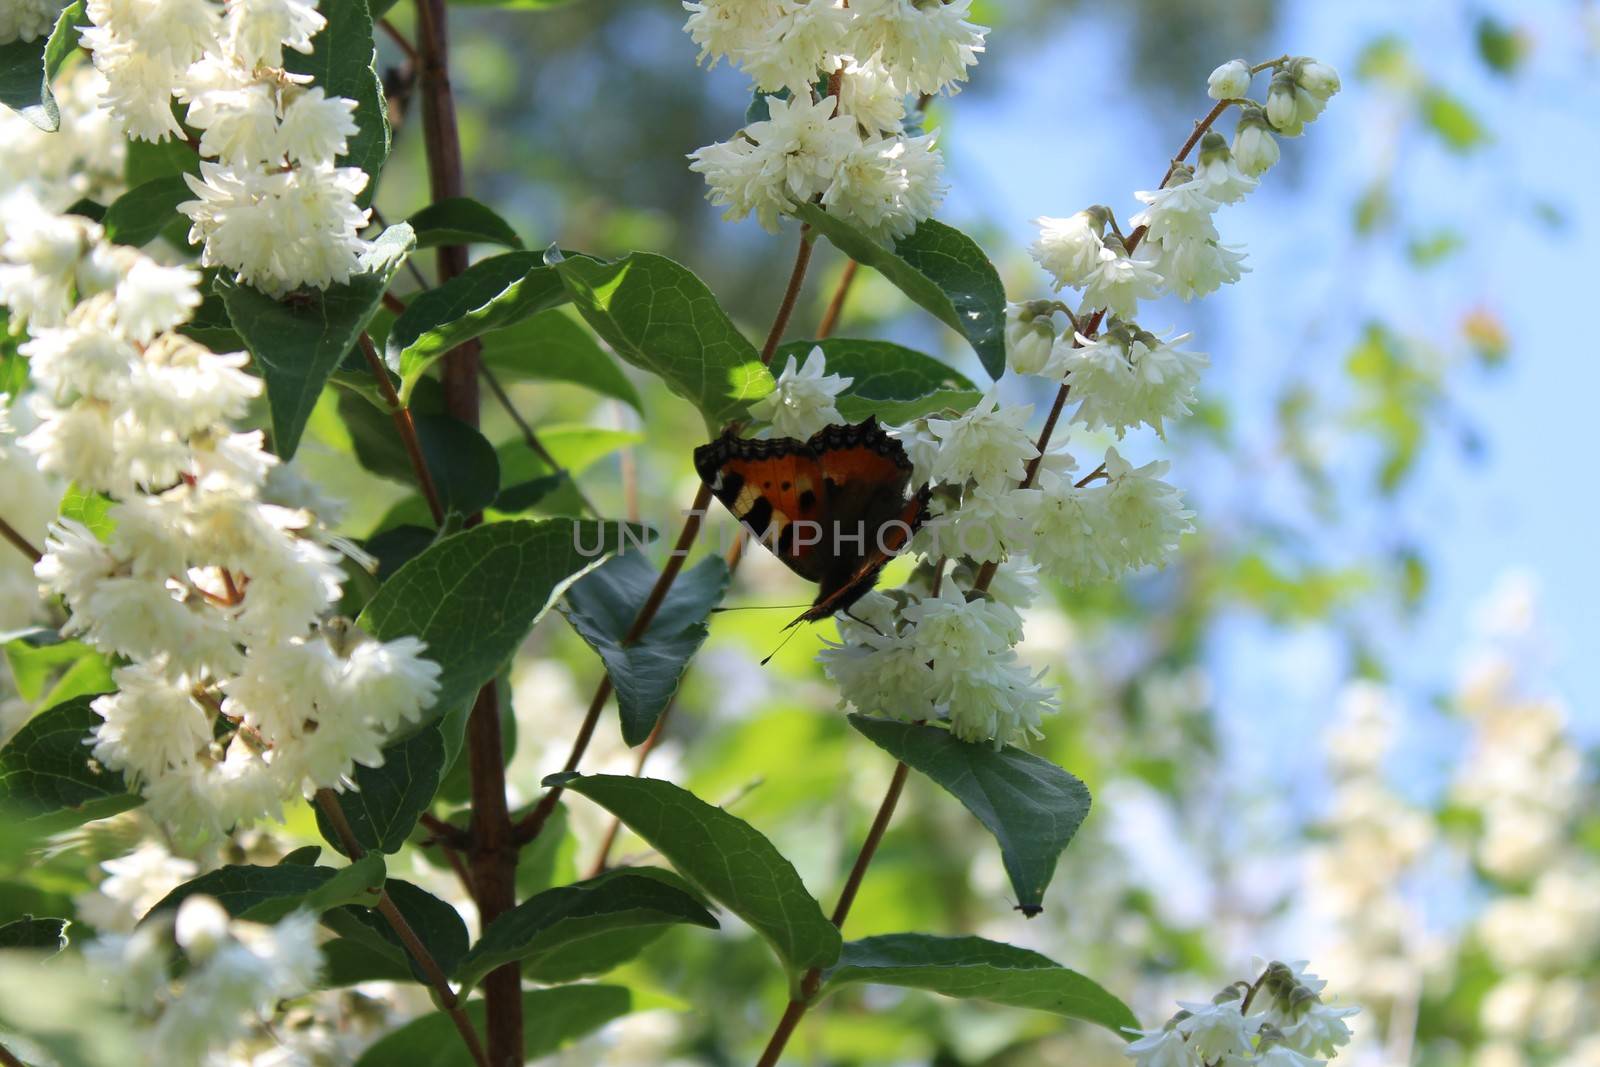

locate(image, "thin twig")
(479, 365), (601, 518)
(0, 515), (42, 564)
(378, 17), (419, 64)
(358, 332), (445, 526)
(314, 790), (489, 1067)
(815, 259), (858, 340)
(382, 290), (409, 316)
(760, 229), (815, 365)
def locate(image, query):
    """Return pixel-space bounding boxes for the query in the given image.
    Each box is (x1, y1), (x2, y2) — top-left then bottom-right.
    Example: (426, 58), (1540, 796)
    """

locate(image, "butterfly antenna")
(710, 604), (812, 614)
(759, 624), (803, 666)
(840, 609), (884, 636)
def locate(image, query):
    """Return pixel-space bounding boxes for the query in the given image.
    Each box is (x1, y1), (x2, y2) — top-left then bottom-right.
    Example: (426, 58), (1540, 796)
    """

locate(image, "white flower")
(1080, 239), (1164, 320)
(91, 664), (214, 785)
(683, 0), (783, 69)
(837, 55), (906, 134)
(1100, 446), (1193, 572)
(35, 519), (118, 603)
(1030, 210), (1105, 290)
(73, 576), (245, 678)
(1277, 1002), (1359, 1057)
(18, 398), (122, 491)
(0, 0), (63, 44)
(847, 0), (987, 97)
(174, 895), (233, 961)
(1193, 135), (1258, 204)
(277, 86), (358, 165)
(19, 321), (137, 401)
(1295, 58), (1341, 100)
(1266, 72), (1302, 135)
(1124, 1027), (1199, 1067)
(818, 594), (939, 721)
(1151, 236), (1249, 302)
(738, 0), (851, 95)
(943, 652), (1055, 746)
(1255, 1046), (1326, 1067)
(74, 842), (197, 934)
(113, 257), (203, 343)
(1232, 109), (1280, 176)
(224, 0), (326, 68)
(336, 634), (443, 733)
(925, 389), (1036, 487)
(186, 81), (282, 166)
(1059, 327), (1208, 438)
(903, 582), (1018, 690)
(749, 346), (851, 439)
(821, 131), (946, 241)
(1174, 1000), (1258, 1062)
(916, 484), (1037, 565)
(1130, 181), (1218, 247)
(1005, 301), (1058, 376)
(886, 417), (939, 486)
(270, 161), (371, 290)
(127, 336), (261, 435)
(88, 47), (187, 143)
(1028, 447), (1191, 586)
(690, 94), (857, 233)
(1207, 58), (1251, 100)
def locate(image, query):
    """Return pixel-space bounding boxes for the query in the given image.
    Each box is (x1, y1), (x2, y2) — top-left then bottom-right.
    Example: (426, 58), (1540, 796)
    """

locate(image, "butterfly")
(694, 417), (930, 628)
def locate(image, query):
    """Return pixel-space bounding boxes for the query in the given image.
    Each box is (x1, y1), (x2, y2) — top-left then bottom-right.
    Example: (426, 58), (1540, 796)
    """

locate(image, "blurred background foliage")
(6, 1), (1597, 1065)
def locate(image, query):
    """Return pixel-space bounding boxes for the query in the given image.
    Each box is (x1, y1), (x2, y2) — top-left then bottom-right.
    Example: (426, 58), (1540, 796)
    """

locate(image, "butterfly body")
(693, 418), (929, 626)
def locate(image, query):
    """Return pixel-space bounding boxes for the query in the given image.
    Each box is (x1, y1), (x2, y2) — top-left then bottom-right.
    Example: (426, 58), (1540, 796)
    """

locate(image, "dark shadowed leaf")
(548, 773), (840, 977)
(849, 716), (1090, 914)
(775, 338), (980, 423)
(282, 0), (388, 203)
(0, 917), (69, 955)
(0, 2), (86, 131)
(480, 308), (642, 412)
(357, 520), (645, 725)
(795, 207), (1007, 379)
(315, 726), (447, 856)
(0, 695), (136, 828)
(406, 196), (523, 249)
(147, 855), (386, 924)
(549, 248), (774, 428)
(322, 879), (470, 983)
(354, 985), (631, 1067)
(821, 933), (1137, 1035)
(560, 552), (730, 746)
(102, 176), (193, 248)
(221, 223), (414, 459)
(455, 868), (716, 991)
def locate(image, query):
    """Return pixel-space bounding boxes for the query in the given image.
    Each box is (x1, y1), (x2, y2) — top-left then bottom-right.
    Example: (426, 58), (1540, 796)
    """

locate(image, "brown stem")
(512, 482), (716, 845)
(1159, 99), (1235, 188)
(382, 290), (409, 315)
(755, 760), (912, 1067)
(0, 515), (42, 564)
(480, 365), (601, 518)
(0, 1040), (24, 1067)
(378, 16), (418, 65)
(315, 790), (489, 1067)
(358, 332), (446, 526)
(760, 229), (815, 365)
(815, 259), (858, 340)
(419, 811), (469, 849)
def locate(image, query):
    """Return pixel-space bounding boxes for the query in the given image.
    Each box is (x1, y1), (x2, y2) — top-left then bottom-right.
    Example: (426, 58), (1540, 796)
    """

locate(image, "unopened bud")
(1207, 58), (1252, 101)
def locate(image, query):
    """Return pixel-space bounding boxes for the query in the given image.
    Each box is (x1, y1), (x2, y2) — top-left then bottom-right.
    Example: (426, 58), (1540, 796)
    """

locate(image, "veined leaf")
(283, 0), (389, 203)
(314, 726), (446, 856)
(406, 196), (523, 250)
(0, 695), (136, 829)
(147, 855), (387, 924)
(480, 308), (643, 412)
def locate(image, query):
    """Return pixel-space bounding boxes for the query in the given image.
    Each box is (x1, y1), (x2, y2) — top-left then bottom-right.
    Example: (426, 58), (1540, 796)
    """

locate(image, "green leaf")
(480, 309), (643, 412)
(125, 137), (200, 186)
(283, 0), (389, 204)
(1420, 87), (1489, 153)
(776, 338), (980, 423)
(221, 223), (415, 459)
(147, 855), (386, 924)
(102, 176), (193, 248)
(849, 716), (1090, 915)
(493, 473), (568, 513)
(179, 291), (246, 353)
(1475, 16), (1525, 76)
(314, 726), (446, 856)
(0, 917), (69, 955)
(795, 206), (1007, 379)
(321, 936), (414, 986)
(356, 519), (646, 725)
(0, 2), (87, 131)
(413, 413), (500, 517)
(820, 934), (1137, 1036)
(549, 248), (774, 429)
(2, 633), (111, 707)
(59, 483), (116, 540)
(549, 774), (841, 977)
(455, 868), (717, 991)
(354, 985), (631, 1067)
(322, 879), (469, 983)
(0, 695), (136, 828)
(406, 197), (523, 250)
(560, 552), (730, 746)
(386, 252), (569, 402)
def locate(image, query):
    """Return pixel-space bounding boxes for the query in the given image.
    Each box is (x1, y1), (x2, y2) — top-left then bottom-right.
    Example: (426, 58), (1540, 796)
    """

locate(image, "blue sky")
(946, 0), (1598, 790)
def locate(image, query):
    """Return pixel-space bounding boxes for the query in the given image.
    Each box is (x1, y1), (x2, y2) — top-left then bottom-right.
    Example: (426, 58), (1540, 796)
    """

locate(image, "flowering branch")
(315, 789), (489, 1067)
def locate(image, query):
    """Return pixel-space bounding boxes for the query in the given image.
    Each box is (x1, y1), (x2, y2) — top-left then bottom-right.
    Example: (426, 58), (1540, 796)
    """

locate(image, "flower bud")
(1005, 301), (1059, 376)
(1207, 58), (1252, 100)
(174, 894), (231, 962)
(1232, 106), (1280, 176)
(1266, 72), (1303, 136)
(1198, 130), (1232, 166)
(1293, 57), (1341, 99)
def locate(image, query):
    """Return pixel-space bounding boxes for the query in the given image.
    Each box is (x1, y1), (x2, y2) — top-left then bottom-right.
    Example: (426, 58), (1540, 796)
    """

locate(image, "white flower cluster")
(81, 0), (370, 294)
(0, 0), (62, 44)
(87, 894), (322, 1065)
(1125, 962), (1358, 1067)
(686, 0), (980, 238)
(1305, 682), (1438, 1008)
(0, 66), (126, 209)
(0, 203), (440, 839)
(749, 344), (851, 438)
